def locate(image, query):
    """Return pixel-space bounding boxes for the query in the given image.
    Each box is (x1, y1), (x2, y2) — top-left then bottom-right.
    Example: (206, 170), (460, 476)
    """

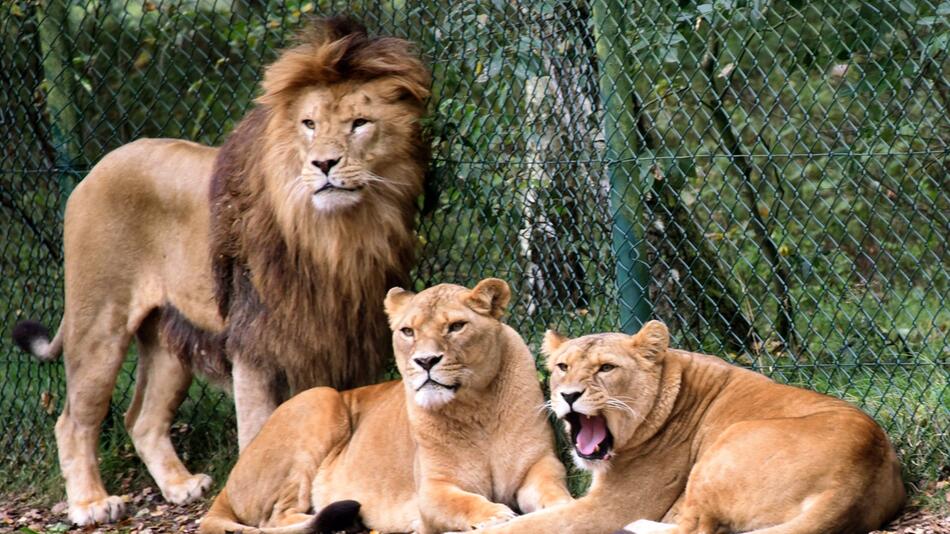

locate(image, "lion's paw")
(68, 495), (126, 526)
(624, 519), (678, 534)
(161, 473), (212, 504)
(470, 504), (517, 530)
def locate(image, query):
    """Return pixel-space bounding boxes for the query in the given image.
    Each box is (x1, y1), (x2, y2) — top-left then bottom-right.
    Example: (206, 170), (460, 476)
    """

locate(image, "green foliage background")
(1, 0), (947, 500)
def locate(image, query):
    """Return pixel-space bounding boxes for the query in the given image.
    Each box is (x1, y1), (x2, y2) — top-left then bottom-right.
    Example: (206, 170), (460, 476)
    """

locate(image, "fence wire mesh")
(1, 0), (948, 492)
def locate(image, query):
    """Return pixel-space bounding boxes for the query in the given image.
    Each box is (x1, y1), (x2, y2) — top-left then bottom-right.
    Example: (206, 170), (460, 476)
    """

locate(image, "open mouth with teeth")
(417, 378), (459, 392)
(565, 412), (613, 460)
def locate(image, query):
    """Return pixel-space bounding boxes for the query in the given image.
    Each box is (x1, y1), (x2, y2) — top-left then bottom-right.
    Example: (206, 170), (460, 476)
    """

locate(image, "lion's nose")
(561, 390), (583, 407)
(312, 158), (340, 175)
(413, 354), (443, 371)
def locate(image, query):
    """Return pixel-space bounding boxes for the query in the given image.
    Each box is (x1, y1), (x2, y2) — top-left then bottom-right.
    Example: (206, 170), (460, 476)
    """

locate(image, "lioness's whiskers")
(605, 398), (641, 420)
(535, 400), (555, 416)
(610, 395), (640, 403)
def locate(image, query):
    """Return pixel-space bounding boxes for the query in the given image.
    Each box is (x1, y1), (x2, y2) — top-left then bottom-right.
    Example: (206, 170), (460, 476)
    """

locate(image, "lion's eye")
(351, 118), (369, 130)
(447, 321), (466, 333)
(302, 119), (316, 130)
(598, 363), (616, 373)
(556, 363), (568, 372)
(400, 327), (414, 337)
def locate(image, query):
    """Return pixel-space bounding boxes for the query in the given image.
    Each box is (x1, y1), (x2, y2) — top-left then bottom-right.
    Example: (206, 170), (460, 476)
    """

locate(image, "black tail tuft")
(12, 320), (49, 354)
(311, 500), (365, 534)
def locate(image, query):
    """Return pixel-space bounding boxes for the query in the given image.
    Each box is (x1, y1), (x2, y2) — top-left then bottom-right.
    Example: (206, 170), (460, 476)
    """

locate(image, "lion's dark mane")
(165, 17), (428, 393)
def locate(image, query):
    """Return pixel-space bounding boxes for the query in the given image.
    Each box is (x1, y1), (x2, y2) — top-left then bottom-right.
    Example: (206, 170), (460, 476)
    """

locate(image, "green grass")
(0, 352), (237, 503)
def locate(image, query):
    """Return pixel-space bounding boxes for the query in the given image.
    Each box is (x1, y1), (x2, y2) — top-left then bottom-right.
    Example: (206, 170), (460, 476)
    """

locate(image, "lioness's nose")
(561, 390), (583, 407)
(312, 158), (340, 175)
(414, 354), (443, 371)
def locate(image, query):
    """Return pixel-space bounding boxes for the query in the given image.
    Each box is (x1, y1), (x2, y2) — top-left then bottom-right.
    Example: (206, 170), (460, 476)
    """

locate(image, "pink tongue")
(575, 415), (607, 455)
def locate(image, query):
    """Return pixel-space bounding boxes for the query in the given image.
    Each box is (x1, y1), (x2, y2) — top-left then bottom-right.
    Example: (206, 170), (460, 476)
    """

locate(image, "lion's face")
(287, 79), (423, 212)
(384, 279), (511, 411)
(543, 321), (670, 469)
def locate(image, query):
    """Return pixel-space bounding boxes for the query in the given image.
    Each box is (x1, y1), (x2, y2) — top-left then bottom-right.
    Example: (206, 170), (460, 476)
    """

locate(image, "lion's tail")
(200, 491), (364, 534)
(12, 319), (64, 362)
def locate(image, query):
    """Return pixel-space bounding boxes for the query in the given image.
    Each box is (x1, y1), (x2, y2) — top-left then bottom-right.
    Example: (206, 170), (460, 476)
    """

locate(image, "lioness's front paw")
(68, 495), (126, 525)
(538, 494), (573, 509)
(624, 519), (678, 534)
(470, 504), (517, 530)
(161, 473), (212, 504)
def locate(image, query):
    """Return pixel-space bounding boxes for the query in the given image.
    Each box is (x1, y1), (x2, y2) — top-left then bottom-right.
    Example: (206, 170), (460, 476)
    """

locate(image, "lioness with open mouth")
(199, 279), (571, 534)
(473, 320), (905, 534)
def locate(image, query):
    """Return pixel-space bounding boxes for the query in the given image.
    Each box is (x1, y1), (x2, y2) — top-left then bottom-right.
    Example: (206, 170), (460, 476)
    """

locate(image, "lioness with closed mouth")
(199, 279), (572, 534)
(473, 320), (905, 534)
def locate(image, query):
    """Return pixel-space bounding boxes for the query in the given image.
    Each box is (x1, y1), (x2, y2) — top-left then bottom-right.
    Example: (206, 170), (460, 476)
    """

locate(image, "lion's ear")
(384, 287), (415, 320)
(542, 329), (569, 356)
(630, 320), (670, 358)
(466, 278), (511, 319)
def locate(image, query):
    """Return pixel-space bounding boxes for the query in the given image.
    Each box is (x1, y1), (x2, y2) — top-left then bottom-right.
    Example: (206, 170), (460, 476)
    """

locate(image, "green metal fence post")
(36, 0), (79, 204)
(592, 0), (651, 333)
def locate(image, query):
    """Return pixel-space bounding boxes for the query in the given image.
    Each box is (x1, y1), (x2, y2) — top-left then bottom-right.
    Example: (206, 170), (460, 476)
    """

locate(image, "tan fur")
(20, 19), (431, 526)
(199, 280), (572, 534)
(474, 321), (906, 534)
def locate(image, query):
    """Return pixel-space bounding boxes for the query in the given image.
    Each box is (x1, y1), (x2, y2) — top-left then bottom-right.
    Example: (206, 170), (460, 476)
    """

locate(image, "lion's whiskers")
(363, 171), (413, 191)
(285, 177), (314, 205)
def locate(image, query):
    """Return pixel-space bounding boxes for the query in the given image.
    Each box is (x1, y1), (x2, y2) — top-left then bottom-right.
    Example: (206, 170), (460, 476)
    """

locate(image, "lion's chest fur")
(206, 103), (419, 393)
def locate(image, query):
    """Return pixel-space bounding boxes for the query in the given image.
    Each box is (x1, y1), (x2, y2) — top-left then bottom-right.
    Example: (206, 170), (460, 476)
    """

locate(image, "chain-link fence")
(2, 0), (947, 494)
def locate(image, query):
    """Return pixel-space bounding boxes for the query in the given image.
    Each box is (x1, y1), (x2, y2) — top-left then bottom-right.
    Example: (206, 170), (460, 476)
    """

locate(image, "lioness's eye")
(351, 118), (369, 130)
(598, 363), (616, 373)
(302, 119), (316, 130)
(556, 363), (568, 372)
(400, 327), (414, 337)
(447, 321), (466, 333)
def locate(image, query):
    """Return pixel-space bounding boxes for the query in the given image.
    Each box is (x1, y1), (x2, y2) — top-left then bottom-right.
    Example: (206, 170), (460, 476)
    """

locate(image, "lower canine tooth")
(594, 444), (600, 453)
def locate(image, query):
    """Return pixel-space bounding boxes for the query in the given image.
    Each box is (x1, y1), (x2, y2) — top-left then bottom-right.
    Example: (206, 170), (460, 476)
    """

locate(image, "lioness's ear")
(384, 287), (415, 321)
(630, 320), (670, 358)
(542, 329), (568, 356)
(466, 278), (511, 319)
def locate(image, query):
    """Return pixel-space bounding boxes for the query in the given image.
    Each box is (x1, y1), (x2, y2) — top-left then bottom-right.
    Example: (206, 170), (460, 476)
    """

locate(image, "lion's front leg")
(232, 359), (283, 450)
(419, 480), (517, 533)
(515, 455), (573, 513)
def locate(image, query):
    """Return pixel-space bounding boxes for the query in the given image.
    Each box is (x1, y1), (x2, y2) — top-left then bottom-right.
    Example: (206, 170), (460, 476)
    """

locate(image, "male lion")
(12, 18), (429, 525)
(471, 321), (906, 534)
(198, 279), (573, 534)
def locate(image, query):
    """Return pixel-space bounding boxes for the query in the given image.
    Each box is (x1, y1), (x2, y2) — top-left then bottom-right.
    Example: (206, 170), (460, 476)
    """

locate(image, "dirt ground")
(2, 487), (948, 534)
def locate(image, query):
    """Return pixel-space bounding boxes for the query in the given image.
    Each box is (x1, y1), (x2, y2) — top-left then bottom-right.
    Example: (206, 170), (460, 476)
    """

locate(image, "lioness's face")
(384, 279), (511, 411)
(544, 321), (669, 469)
(290, 79), (421, 212)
